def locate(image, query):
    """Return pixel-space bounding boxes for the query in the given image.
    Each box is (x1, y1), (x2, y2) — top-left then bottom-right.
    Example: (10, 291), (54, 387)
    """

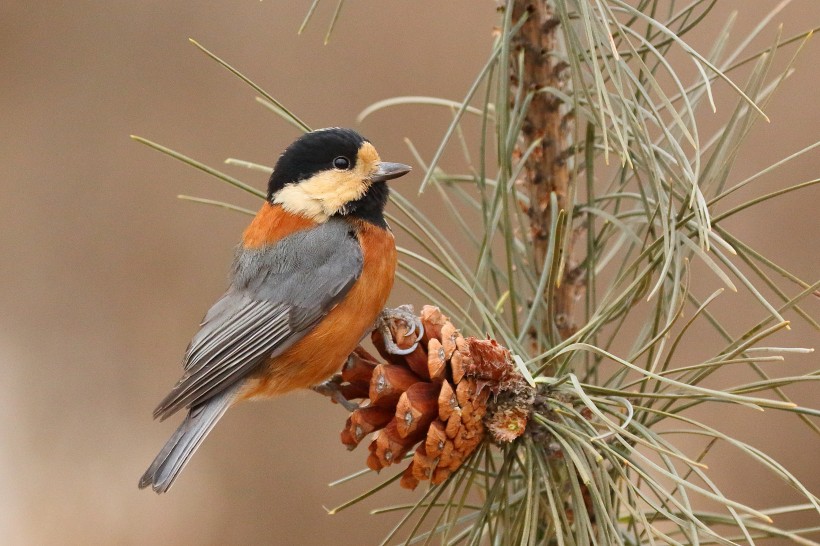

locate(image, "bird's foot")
(312, 375), (359, 412)
(376, 305), (424, 355)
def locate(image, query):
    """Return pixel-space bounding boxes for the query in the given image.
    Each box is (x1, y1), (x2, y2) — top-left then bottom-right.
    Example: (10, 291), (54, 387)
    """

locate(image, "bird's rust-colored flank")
(242, 203), (317, 249)
(240, 219), (397, 399)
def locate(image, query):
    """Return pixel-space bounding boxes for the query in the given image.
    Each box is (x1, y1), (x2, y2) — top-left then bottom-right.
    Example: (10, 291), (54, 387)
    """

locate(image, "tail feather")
(139, 384), (239, 493)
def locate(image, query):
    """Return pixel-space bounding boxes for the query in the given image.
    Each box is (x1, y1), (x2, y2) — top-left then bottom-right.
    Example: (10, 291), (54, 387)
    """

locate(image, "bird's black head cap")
(267, 128), (368, 201)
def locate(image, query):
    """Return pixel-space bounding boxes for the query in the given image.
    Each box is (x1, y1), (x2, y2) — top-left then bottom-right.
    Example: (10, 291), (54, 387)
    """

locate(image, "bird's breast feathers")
(240, 218), (396, 398)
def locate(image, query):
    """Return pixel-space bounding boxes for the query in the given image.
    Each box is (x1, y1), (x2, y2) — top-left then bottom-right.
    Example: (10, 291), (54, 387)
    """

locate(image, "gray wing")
(153, 218), (362, 420)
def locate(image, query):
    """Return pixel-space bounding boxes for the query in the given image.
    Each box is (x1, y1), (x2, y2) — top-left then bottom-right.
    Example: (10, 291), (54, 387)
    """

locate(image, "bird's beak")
(371, 162), (412, 183)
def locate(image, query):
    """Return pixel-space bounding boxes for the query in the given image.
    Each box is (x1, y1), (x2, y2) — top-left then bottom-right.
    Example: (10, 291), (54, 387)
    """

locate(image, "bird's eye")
(333, 156), (351, 170)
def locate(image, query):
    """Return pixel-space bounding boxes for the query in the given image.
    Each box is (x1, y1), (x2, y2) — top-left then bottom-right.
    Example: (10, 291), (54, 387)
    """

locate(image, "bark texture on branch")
(510, 0), (582, 342)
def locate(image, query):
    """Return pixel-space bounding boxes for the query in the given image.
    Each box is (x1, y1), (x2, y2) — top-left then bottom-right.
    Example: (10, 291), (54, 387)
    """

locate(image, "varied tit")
(140, 127), (411, 493)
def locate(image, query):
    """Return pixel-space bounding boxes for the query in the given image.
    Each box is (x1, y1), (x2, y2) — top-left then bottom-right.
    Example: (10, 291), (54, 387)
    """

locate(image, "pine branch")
(510, 0), (582, 344)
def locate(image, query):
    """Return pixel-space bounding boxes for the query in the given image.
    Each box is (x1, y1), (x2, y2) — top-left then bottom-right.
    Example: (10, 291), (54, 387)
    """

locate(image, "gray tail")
(139, 385), (239, 493)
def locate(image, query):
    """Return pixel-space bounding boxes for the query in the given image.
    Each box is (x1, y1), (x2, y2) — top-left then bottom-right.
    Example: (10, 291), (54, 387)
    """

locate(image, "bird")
(139, 127), (411, 493)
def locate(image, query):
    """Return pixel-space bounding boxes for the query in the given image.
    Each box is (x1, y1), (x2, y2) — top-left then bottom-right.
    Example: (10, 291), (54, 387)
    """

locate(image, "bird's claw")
(312, 375), (359, 412)
(377, 305), (425, 355)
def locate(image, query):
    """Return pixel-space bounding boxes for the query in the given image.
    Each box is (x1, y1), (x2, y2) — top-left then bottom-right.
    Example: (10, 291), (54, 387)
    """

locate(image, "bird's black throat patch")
(338, 181), (389, 228)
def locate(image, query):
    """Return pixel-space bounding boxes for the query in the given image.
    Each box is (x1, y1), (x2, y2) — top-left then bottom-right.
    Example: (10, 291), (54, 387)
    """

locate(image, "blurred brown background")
(0, 1), (817, 544)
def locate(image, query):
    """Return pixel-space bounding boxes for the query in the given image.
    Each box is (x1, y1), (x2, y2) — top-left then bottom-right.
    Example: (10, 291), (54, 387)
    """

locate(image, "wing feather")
(154, 219), (362, 420)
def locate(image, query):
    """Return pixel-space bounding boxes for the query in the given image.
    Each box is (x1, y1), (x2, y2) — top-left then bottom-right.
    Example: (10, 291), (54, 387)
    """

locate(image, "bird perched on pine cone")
(140, 128), (411, 493)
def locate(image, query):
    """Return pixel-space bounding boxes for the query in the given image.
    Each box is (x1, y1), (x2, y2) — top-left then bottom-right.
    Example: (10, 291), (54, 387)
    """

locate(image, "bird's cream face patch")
(274, 142), (381, 222)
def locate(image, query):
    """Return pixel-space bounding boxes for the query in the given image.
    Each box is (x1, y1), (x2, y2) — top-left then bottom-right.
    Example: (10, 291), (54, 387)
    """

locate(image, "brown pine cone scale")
(335, 306), (533, 490)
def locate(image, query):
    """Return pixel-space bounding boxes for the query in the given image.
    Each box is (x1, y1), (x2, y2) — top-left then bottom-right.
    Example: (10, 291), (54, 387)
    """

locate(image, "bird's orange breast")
(240, 219), (397, 399)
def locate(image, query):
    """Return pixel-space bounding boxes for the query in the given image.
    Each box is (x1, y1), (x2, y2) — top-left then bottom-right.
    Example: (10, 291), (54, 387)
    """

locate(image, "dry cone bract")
(335, 306), (533, 490)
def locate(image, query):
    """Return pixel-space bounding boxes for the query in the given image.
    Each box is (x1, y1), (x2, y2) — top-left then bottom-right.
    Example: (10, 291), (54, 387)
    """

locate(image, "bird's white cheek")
(273, 171), (369, 222)
(273, 184), (330, 222)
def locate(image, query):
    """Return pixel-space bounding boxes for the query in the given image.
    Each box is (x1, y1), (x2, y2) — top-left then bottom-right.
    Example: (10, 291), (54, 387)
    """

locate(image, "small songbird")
(139, 128), (411, 493)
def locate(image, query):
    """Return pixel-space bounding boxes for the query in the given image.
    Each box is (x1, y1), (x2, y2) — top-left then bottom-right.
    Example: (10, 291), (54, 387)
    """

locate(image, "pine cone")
(334, 306), (534, 490)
